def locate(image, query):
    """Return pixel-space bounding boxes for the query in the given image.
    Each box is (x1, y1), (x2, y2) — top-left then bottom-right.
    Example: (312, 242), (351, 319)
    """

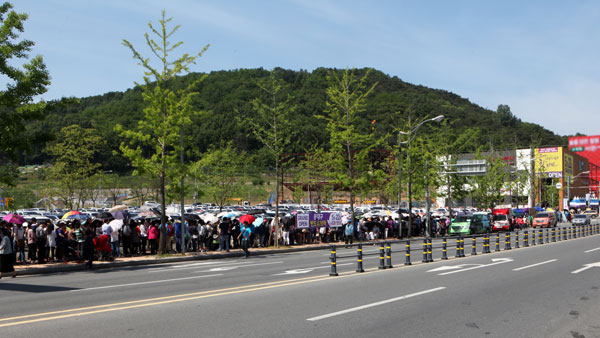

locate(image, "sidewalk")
(13, 243), (336, 276)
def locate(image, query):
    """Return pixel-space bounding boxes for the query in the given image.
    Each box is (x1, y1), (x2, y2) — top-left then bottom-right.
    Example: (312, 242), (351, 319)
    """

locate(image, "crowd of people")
(0, 213), (452, 274)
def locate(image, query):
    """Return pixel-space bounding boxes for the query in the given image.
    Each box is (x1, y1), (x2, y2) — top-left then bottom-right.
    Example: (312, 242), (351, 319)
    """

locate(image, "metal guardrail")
(327, 224), (600, 276)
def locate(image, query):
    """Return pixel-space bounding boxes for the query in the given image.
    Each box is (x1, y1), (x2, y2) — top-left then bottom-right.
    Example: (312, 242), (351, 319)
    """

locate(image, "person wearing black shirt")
(218, 218), (231, 252)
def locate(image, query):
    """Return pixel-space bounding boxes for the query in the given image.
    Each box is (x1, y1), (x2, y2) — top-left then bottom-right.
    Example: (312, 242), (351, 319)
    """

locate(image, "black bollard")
(524, 230), (529, 247)
(427, 238), (433, 263)
(532, 228), (536, 246)
(538, 229), (543, 245)
(442, 237), (448, 260)
(563, 227), (567, 241)
(455, 237), (461, 258)
(483, 234), (490, 254)
(460, 237), (466, 257)
(545, 228), (549, 243)
(471, 237), (477, 255)
(405, 240), (412, 266)
(505, 232), (511, 250)
(329, 245), (338, 277)
(552, 228), (556, 243)
(385, 242), (393, 269)
(495, 233), (501, 252)
(422, 239), (428, 263)
(356, 243), (364, 273)
(379, 243), (386, 269)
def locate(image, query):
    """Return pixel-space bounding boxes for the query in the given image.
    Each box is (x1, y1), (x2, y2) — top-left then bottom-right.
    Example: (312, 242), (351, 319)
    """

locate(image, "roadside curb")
(15, 244), (333, 276)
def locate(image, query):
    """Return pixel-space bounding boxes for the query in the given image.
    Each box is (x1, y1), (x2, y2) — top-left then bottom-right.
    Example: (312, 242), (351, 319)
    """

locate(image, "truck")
(491, 208), (514, 232)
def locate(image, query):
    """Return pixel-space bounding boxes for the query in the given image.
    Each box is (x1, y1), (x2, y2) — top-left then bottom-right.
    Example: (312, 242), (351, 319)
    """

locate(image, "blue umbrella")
(66, 213), (89, 220)
(250, 217), (264, 232)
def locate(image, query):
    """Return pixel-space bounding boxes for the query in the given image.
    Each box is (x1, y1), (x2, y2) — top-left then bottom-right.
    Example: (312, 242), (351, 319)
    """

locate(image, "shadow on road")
(0, 283), (80, 293)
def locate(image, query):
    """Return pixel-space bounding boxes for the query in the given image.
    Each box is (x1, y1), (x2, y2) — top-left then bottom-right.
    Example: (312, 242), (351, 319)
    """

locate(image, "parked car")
(449, 212), (491, 235)
(582, 209), (598, 219)
(533, 212), (557, 228)
(572, 214), (590, 226)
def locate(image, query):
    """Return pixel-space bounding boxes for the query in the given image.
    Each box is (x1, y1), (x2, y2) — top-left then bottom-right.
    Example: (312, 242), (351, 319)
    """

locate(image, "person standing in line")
(46, 223), (56, 261)
(82, 229), (95, 270)
(0, 228), (16, 278)
(55, 222), (67, 262)
(344, 221), (354, 248)
(139, 220), (148, 255)
(26, 223), (37, 263)
(218, 218), (231, 252)
(148, 221), (159, 255)
(13, 223), (25, 264)
(36, 221), (47, 264)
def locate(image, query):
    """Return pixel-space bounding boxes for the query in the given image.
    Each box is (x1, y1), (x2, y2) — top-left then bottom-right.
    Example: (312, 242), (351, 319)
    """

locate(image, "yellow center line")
(0, 269), (386, 328)
(0, 274), (329, 323)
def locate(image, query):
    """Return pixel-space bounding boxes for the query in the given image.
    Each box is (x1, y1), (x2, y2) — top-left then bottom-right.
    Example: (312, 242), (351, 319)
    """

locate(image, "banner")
(296, 212), (343, 229)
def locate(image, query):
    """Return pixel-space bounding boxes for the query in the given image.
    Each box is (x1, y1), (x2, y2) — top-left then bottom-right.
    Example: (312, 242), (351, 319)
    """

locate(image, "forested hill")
(25, 67), (566, 172)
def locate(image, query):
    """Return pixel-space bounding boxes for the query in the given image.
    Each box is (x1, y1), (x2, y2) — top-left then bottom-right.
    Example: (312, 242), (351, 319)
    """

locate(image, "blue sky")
(13, 0), (600, 136)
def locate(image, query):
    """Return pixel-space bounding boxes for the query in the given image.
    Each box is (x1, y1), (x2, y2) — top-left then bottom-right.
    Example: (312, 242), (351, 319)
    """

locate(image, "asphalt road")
(1, 222), (600, 338)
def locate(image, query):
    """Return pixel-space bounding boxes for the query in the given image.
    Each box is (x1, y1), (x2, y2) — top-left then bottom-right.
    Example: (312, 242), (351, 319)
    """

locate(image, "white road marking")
(70, 274), (223, 292)
(195, 261), (284, 272)
(306, 287), (446, 321)
(146, 260), (244, 272)
(512, 259), (557, 271)
(572, 262), (600, 274)
(585, 247), (600, 253)
(437, 258), (513, 276)
(273, 263), (354, 276)
(427, 264), (482, 272)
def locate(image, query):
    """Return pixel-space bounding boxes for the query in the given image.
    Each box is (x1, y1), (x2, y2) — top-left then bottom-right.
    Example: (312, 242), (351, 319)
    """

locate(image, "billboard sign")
(535, 147), (563, 178)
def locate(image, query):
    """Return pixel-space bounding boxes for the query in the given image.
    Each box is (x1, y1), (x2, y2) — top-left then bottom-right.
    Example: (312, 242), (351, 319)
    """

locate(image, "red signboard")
(569, 136), (600, 194)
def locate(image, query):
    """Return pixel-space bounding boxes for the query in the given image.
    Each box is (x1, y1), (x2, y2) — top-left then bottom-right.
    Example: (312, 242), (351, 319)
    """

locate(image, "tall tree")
(46, 125), (103, 210)
(470, 153), (510, 210)
(117, 11), (209, 254)
(0, 2), (51, 186)
(249, 71), (295, 247)
(319, 68), (377, 226)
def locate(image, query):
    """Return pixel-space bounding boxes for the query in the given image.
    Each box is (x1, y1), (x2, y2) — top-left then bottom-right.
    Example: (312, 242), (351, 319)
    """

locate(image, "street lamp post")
(398, 115), (444, 239)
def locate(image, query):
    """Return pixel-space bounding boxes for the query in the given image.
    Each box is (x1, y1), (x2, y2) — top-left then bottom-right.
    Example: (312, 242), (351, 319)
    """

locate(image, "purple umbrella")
(3, 214), (26, 224)
(111, 210), (130, 220)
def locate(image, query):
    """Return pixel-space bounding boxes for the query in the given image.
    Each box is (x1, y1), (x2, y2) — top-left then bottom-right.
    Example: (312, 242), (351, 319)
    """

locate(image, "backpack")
(167, 224), (174, 237)
(36, 225), (46, 241)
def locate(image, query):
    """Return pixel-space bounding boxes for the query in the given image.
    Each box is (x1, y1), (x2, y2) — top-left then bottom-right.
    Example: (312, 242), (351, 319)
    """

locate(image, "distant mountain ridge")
(25, 67), (567, 172)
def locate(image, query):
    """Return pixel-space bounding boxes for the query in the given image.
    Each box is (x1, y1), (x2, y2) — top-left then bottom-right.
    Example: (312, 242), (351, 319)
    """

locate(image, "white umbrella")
(201, 214), (219, 224)
(109, 219), (124, 232)
(109, 205), (128, 212)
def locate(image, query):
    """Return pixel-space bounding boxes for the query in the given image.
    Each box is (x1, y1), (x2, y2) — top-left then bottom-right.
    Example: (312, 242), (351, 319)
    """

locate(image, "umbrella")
(109, 204), (128, 212)
(239, 214), (256, 225)
(109, 219), (123, 232)
(66, 214), (89, 220)
(111, 209), (130, 220)
(97, 211), (114, 219)
(252, 217), (264, 227)
(201, 214), (219, 224)
(138, 210), (159, 218)
(3, 213), (25, 224)
(217, 211), (236, 219)
(62, 211), (82, 219)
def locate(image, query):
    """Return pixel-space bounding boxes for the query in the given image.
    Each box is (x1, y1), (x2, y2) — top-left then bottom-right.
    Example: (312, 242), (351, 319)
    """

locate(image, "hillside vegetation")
(24, 67), (566, 172)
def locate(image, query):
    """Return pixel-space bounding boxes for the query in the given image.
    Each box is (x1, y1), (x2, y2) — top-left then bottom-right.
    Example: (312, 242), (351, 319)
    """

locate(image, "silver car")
(572, 214), (590, 226)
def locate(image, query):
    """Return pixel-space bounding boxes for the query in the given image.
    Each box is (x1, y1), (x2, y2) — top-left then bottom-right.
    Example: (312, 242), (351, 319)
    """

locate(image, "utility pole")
(180, 126), (185, 255)
(425, 160), (431, 238)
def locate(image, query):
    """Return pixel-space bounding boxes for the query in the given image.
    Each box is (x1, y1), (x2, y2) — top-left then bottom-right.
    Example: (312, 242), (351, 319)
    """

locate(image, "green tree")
(470, 154), (510, 210)
(117, 11), (209, 253)
(319, 68), (377, 224)
(192, 143), (245, 212)
(46, 125), (103, 210)
(297, 147), (337, 210)
(0, 2), (51, 186)
(249, 71), (295, 247)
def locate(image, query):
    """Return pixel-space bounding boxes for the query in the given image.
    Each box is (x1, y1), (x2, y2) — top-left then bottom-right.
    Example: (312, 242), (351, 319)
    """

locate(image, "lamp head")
(432, 115), (444, 122)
